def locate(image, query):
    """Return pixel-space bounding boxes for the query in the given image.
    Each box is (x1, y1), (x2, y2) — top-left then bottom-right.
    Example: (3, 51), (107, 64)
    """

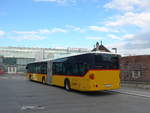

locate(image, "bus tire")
(42, 77), (46, 84)
(29, 75), (32, 81)
(64, 79), (71, 91)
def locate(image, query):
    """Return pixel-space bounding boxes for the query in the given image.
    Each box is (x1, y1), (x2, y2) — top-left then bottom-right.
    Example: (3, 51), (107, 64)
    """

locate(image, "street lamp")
(112, 48), (117, 53)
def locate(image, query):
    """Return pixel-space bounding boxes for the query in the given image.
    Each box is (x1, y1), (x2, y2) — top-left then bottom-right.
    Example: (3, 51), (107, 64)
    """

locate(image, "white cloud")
(107, 34), (121, 40)
(51, 28), (67, 33)
(107, 29), (150, 55)
(38, 28), (67, 33)
(0, 30), (5, 36)
(108, 34), (135, 40)
(11, 35), (46, 41)
(14, 28), (67, 35)
(85, 36), (102, 41)
(38, 29), (51, 34)
(104, 0), (150, 11)
(123, 30), (150, 50)
(88, 26), (109, 32)
(33, 0), (76, 5)
(122, 34), (134, 39)
(103, 0), (150, 55)
(10, 28), (67, 41)
(13, 31), (38, 35)
(104, 0), (150, 29)
(106, 12), (150, 29)
(65, 25), (85, 32)
(34, 0), (66, 3)
(107, 41), (150, 56)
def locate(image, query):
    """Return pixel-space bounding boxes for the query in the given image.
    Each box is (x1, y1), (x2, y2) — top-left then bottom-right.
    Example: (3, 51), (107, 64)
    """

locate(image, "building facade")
(0, 57), (35, 74)
(0, 47), (89, 60)
(0, 47), (89, 74)
(120, 55), (150, 82)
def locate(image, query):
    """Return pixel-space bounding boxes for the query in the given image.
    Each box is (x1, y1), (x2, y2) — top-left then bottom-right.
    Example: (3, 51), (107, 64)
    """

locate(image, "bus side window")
(72, 63), (79, 75)
(36, 63), (41, 74)
(52, 63), (56, 75)
(41, 62), (47, 74)
(66, 63), (72, 75)
(44, 63), (47, 74)
(32, 64), (36, 73)
(56, 63), (59, 74)
(84, 63), (89, 73)
(78, 63), (85, 76)
(62, 63), (66, 75)
(52, 63), (63, 75)
(59, 63), (63, 75)
(30, 64), (34, 73)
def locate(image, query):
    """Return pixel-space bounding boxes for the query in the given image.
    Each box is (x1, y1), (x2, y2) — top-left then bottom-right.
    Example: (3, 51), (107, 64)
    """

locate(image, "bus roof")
(28, 51), (120, 64)
(53, 51), (120, 59)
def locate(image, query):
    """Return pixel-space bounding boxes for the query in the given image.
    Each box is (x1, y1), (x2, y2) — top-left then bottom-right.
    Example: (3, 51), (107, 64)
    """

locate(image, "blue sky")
(1, 0), (150, 55)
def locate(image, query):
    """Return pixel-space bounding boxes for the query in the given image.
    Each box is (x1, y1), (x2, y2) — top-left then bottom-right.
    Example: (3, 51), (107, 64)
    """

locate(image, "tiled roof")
(92, 42), (110, 52)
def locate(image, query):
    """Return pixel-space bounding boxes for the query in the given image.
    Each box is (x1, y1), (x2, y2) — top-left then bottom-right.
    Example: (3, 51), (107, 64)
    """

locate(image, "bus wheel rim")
(65, 82), (70, 90)
(42, 78), (45, 84)
(66, 84), (69, 90)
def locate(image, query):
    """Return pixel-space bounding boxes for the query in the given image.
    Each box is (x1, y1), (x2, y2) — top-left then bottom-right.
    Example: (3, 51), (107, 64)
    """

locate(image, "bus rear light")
(89, 74), (95, 80)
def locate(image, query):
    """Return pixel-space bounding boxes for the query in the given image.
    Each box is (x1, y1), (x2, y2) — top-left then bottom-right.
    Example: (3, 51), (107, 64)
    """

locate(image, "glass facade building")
(0, 47), (89, 74)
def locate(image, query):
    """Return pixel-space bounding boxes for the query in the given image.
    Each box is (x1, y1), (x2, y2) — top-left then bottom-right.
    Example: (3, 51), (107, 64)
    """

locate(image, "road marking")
(110, 90), (150, 98)
(21, 105), (45, 111)
(0, 77), (8, 79)
(11, 76), (26, 80)
(0, 76), (26, 80)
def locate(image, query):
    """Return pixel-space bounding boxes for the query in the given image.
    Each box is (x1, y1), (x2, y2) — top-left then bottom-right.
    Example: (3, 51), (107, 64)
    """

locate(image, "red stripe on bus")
(53, 75), (83, 77)
(90, 69), (120, 71)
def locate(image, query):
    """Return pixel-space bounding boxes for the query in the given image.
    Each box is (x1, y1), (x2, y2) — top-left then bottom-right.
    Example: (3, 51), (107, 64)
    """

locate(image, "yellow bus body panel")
(87, 70), (120, 91)
(51, 70), (120, 91)
(26, 73), (46, 82)
(26, 70), (120, 91)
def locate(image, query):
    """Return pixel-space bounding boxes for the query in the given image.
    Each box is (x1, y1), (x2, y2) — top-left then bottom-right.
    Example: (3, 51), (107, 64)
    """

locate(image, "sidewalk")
(113, 87), (150, 98)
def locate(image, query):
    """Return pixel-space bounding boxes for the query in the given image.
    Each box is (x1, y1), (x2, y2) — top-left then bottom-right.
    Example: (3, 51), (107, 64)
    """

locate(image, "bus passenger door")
(46, 61), (53, 84)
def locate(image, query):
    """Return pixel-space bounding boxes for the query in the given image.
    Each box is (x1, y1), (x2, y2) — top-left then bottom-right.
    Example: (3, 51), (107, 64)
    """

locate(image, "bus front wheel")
(64, 79), (71, 91)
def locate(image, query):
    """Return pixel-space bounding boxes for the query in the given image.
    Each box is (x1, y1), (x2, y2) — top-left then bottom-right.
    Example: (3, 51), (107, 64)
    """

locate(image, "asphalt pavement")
(0, 74), (150, 113)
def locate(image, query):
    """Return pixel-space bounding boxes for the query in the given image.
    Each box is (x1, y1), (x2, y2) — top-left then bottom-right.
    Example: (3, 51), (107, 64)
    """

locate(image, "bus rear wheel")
(42, 77), (46, 84)
(64, 79), (71, 91)
(29, 75), (32, 80)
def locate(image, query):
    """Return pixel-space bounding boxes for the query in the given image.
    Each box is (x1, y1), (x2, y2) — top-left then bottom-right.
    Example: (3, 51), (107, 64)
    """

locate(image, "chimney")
(96, 42), (99, 51)
(100, 41), (102, 45)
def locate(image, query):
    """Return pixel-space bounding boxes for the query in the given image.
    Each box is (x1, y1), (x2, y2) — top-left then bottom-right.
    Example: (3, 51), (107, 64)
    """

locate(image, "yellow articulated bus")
(26, 52), (121, 91)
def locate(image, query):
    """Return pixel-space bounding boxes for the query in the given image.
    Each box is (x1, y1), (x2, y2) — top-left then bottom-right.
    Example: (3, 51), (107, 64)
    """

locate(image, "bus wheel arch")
(64, 79), (71, 91)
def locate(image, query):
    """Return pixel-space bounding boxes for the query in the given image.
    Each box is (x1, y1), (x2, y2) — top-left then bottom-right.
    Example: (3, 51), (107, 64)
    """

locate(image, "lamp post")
(112, 48), (117, 53)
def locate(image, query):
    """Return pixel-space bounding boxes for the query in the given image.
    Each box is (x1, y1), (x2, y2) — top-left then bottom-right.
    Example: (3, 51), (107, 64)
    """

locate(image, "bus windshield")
(94, 54), (120, 69)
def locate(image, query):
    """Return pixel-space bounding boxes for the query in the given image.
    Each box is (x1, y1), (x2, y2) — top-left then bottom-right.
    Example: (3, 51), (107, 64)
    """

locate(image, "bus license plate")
(104, 84), (112, 87)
